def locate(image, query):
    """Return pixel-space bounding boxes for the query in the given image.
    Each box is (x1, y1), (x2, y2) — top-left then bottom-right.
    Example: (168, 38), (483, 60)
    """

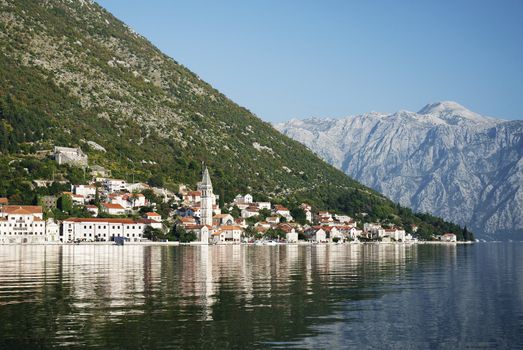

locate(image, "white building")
(212, 225), (242, 243)
(61, 218), (145, 242)
(256, 202), (271, 210)
(241, 208), (259, 219)
(234, 194), (253, 205)
(101, 203), (126, 215)
(73, 184), (97, 199)
(441, 233), (457, 242)
(0, 206), (55, 244)
(103, 179), (128, 193)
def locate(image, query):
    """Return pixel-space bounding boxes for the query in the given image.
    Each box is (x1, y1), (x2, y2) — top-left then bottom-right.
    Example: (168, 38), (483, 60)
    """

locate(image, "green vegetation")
(0, 0), (473, 241)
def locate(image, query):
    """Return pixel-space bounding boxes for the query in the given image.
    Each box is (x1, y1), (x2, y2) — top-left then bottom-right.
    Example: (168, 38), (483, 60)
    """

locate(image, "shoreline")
(0, 241), (474, 246)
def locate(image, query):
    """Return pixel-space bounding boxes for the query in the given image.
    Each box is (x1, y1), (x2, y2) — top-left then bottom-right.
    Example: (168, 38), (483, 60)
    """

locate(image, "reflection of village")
(0, 148), (458, 245)
(0, 244), (459, 317)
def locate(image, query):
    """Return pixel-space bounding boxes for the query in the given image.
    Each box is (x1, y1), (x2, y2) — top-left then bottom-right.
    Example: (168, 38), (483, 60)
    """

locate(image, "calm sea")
(0, 243), (521, 349)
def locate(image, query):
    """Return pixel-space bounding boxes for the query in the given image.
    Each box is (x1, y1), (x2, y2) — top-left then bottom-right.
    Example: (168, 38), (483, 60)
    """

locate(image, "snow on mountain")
(276, 102), (523, 240)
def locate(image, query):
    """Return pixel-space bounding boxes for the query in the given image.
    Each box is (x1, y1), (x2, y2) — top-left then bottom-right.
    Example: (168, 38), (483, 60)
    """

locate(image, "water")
(0, 243), (521, 349)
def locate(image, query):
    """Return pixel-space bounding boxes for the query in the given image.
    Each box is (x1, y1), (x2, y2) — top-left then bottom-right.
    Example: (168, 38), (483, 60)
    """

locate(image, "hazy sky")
(97, 0), (523, 122)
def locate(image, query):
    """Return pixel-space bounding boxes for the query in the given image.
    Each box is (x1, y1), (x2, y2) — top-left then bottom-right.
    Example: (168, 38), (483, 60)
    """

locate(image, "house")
(53, 146), (88, 167)
(305, 227), (327, 243)
(324, 226), (343, 242)
(185, 224), (211, 243)
(213, 214), (234, 227)
(235, 218), (247, 228)
(0, 206), (52, 244)
(0, 198), (8, 206)
(274, 205), (293, 221)
(383, 228), (406, 242)
(125, 193), (147, 208)
(278, 223), (298, 243)
(300, 203), (313, 223)
(241, 207), (259, 219)
(85, 205), (99, 216)
(62, 218), (145, 242)
(318, 211), (332, 220)
(139, 218), (163, 230)
(146, 212), (162, 222)
(179, 216), (197, 227)
(101, 203), (126, 215)
(334, 214), (352, 223)
(73, 184), (97, 199)
(256, 202), (271, 210)
(1, 205), (43, 219)
(441, 233), (457, 242)
(266, 216), (280, 224)
(212, 225), (243, 243)
(234, 194), (253, 205)
(103, 179), (128, 193)
(183, 191), (201, 205)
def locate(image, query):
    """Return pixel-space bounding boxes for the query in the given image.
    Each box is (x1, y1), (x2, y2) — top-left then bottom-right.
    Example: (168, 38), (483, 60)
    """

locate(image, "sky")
(97, 0), (523, 122)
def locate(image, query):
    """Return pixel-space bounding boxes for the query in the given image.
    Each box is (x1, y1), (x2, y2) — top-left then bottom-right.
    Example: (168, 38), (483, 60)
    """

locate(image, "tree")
(230, 205), (241, 219)
(176, 225), (197, 243)
(290, 207), (307, 225)
(180, 230), (197, 243)
(265, 228), (285, 240)
(144, 226), (163, 241)
(57, 193), (72, 214)
(244, 225), (257, 238)
(147, 174), (164, 188)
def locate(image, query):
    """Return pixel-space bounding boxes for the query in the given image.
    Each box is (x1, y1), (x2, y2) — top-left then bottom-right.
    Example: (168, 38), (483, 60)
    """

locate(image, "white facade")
(256, 202), (271, 210)
(213, 226), (242, 243)
(241, 208), (259, 219)
(286, 230), (298, 243)
(103, 179), (128, 193)
(73, 184), (97, 199)
(61, 218), (145, 242)
(0, 206), (54, 244)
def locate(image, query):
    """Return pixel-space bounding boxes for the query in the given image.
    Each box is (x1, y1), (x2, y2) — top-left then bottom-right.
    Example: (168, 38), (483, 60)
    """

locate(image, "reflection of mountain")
(0, 244), (522, 349)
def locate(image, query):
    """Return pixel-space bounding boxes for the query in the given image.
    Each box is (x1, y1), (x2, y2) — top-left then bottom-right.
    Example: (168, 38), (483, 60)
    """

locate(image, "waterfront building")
(0, 205), (54, 244)
(61, 218), (145, 242)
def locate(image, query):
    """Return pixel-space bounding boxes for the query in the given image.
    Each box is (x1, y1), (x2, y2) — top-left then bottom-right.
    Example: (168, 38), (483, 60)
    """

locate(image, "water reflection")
(0, 243), (521, 349)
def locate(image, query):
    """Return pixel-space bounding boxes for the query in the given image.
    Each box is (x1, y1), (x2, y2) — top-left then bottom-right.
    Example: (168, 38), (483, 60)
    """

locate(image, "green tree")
(57, 193), (72, 214)
(144, 226), (163, 241)
(290, 207), (306, 225)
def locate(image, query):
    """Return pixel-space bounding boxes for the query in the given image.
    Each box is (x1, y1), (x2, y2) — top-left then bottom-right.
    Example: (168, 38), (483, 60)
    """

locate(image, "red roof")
(220, 225), (242, 231)
(102, 203), (125, 209)
(0, 198), (8, 204)
(146, 212), (160, 216)
(2, 205), (43, 214)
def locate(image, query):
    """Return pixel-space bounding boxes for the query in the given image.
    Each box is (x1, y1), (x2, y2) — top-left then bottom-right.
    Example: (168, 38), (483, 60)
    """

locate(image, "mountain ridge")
(276, 102), (523, 240)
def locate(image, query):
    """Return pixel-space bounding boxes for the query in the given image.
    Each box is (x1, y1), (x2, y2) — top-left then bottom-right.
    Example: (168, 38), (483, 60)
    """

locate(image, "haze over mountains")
(276, 102), (523, 240)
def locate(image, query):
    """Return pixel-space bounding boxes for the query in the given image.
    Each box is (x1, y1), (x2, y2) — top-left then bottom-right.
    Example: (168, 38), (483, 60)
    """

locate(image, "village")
(0, 147), (459, 245)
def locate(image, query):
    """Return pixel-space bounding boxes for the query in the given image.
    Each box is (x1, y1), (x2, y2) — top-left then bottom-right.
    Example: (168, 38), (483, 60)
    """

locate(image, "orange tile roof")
(146, 212), (160, 216)
(2, 205), (43, 214)
(102, 203), (125, 209)
(0, 198), (8, 204)
(220, 225), (242, 231)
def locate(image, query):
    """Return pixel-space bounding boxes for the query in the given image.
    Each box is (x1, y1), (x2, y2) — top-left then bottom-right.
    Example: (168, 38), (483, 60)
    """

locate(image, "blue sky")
(97, 0), (523, 122)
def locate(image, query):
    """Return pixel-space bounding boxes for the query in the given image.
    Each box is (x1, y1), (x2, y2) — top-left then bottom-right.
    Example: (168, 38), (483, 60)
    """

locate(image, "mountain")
(0, 0), (471, 239)
(276, 102), (523, 240)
